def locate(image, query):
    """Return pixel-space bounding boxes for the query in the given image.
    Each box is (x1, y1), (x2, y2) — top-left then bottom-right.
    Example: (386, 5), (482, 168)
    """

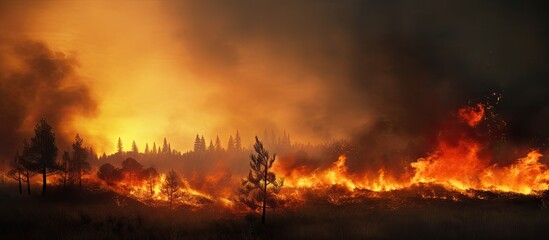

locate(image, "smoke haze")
(0, 0), (547, 159)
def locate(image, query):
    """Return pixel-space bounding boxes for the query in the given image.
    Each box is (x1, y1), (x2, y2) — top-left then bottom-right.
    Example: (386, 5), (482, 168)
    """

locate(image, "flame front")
(95, 102), (547, 210)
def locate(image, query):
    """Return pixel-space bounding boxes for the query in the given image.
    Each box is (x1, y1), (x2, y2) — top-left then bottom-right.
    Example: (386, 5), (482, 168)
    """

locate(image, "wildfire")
(279, 155), (404, 195)
(274, 103), (548, 201)
(108, 173), (217, 208)
(89, 102), (547, 210)
(480, 150), (549, 194)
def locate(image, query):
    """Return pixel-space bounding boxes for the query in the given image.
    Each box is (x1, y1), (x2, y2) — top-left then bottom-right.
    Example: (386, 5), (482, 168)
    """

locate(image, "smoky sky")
(166, 1), (548, 150)
(0, 38), (97, 160)
(0, 0), (547, 165)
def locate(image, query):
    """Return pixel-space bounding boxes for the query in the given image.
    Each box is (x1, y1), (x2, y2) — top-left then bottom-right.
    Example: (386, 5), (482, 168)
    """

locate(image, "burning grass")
(1, 183), (548, 239)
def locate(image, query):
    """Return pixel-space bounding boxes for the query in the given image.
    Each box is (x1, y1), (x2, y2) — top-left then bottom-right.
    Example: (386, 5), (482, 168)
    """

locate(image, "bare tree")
(7, 151), (23, 194)
(239, 137), (284, 224)
(161, 169), (181, 209)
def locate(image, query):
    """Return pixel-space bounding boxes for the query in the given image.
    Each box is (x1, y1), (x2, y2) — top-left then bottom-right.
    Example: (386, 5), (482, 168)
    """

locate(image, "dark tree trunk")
(42, 162), (46, 196)
(26, 170), (31, 194)
(79, 169), (82, 190)
(18, 169), (22, 195)
(262, 164), (267, 224)
(169, 191), (173, 209)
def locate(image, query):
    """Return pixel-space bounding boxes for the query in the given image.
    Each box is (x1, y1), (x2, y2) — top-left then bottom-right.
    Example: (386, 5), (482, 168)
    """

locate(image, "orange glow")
(458, 103), (485, 127)
(277, 155), (404, 195)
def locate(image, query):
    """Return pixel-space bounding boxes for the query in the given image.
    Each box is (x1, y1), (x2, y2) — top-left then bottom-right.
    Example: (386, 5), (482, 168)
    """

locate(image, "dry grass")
(1, 184), (548, 239)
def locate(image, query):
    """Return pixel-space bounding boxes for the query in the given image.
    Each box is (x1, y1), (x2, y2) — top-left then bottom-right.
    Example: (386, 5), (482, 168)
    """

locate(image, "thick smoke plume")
(0, 38), (97, 160)
(0, 1), (547, 169)
(165, 1), (548, 168)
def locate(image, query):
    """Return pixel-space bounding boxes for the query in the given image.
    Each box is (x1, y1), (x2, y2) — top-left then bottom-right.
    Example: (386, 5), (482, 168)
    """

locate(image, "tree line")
(7, 119), (92, 195)
(4, 119), (288, 223)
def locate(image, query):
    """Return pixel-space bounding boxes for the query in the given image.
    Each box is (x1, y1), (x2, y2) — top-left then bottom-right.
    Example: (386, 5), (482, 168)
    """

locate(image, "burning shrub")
(121, 158), (143, 185)
(98, 163), (123, 186)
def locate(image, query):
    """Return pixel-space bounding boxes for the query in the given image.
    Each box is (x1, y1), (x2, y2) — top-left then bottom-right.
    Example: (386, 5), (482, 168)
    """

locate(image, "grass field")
(1, 184), (548, 239)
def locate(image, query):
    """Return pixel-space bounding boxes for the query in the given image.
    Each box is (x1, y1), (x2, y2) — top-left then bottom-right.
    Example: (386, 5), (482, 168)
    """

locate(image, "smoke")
(0, 1), (547, 165)
(163, 0), (548, 166)
(0, 38), (97, 160)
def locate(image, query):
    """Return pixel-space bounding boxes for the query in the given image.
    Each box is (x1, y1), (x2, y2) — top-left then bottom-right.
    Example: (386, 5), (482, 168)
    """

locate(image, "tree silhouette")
(29, 119), (58, 196)
(194, 134), (201, 152)
(19, 140), (36, 195)
(227, 135), (235, 151)
(208, 140), (214, 151)
(121, 157), (143, 185)
(131, 140), (139, 154)
(239, 137), (284, 224)
(200, 135), (206, 151)
(235, 131), (242, 150)
(117, 137), (123, 153)
(7, 151), (23, 194)
(162, 138), (169, 154)
(71, 134), (90, 190)
(215, 135), (223, 151)
(162, 169), (181, 208)
(58, 150), (70, 188)
(98, 163), (123, 185)
(88, 147), (97, 161)
(144, 143), (150, 154)
(152, 142), (157, 154)
(7, 140), (36, 194)
(142, 167), (159, 198)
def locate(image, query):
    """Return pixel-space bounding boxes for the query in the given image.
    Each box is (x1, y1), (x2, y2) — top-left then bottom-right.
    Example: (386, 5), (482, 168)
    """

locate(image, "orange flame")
(458, 103), (485, 127)
(46, 101), (546, 209)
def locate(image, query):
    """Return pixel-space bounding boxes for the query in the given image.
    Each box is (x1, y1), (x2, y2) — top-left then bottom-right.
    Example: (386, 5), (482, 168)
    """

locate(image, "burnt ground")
(0, 183), (548, 239)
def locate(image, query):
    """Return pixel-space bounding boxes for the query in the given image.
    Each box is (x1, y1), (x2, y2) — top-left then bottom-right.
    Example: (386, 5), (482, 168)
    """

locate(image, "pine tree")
(30, 119), (58, 196)
(162, 138), (169, 154)
(200, 135), (206, 151)
(194, 134), (201, 152)
(131, 140), (139, 154)
(117, 137), (123, 153)
(59, 150), (70, 187)
(71, 134), (90, 190)
(152, 142), (157, 154)
(235, 131), (242, 151)
(227, 135), (235, 151)
(215, 135), (222, 151)
(238, 137), (283, 224)
(208, 140), (214, 151)
(144, 143), (150, 154)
